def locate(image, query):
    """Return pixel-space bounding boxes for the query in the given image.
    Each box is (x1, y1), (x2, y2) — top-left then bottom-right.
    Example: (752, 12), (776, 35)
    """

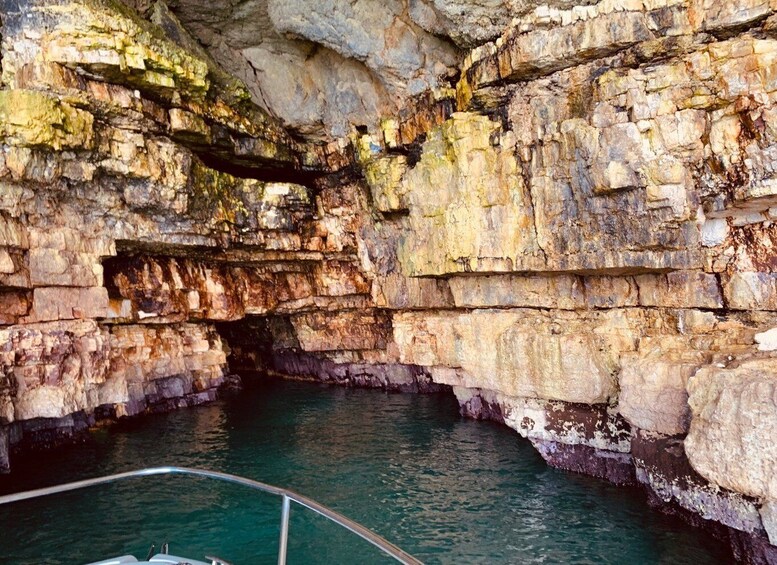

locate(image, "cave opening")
(214, 314), (453, 395)
(215, 316), (277, 384)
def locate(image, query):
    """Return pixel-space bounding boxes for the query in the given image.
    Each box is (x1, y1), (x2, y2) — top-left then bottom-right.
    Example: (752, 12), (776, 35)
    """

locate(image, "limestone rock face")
(0, 319), (226, 423)
(0, 90), (94, 151)
(268, 1), (457, 92)
(394, 309), (635, 404)
(419, 31), (777, 277)
(157, 0), (460, 137)
(631, 430), (765, 534)
(290, 310), (391, 353)
(104, 323), (227, 416)
(399, 113), (544, 276)
(455, 387), (632, 452)
(0, 0), (369, 444)
(618, 337), (711, 436)
(4, 0), (777, 559)
(0, 321), (110, 422)
(686, 358), (777, 501)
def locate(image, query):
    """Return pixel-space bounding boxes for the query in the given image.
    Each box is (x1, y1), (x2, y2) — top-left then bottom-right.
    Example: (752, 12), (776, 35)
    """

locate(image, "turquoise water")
(0, 380), (730, 564)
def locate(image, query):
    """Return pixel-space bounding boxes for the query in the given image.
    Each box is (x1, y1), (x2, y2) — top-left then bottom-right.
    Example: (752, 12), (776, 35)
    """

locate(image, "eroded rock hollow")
(1, 0), (776, 561)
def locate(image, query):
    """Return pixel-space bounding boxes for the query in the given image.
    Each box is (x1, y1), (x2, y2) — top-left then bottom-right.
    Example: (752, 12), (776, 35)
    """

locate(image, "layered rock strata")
(1, 0), (777, 562)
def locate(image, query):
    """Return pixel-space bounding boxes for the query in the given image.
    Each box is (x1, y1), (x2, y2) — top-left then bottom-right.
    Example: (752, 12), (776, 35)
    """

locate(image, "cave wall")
(1, 0), (777, 561)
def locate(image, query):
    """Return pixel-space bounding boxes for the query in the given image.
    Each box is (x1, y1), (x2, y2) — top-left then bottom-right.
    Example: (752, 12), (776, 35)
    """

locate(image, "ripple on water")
(0, 379), (732, 565)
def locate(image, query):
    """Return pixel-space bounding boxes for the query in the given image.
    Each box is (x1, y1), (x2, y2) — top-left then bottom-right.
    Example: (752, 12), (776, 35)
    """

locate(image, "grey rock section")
(162, 0), (460, 138)
(150, 0), (668, 137)
(272, 350), (446, 393)
(686, 358), (777, 501)
(268, 0), (458, 92)
(762, 501), (777, 546)
(632, 432), (764, 535)
(410, 0), (520, 47)
(412, 0), (605, 47)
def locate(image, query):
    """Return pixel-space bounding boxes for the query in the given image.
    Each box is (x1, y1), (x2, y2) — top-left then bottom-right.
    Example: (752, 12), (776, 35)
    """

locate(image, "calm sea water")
(0, 379), (731, 564)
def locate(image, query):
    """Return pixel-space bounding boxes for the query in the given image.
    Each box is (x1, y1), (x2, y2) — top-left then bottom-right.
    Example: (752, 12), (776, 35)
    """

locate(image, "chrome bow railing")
(0, 466), (423, 565)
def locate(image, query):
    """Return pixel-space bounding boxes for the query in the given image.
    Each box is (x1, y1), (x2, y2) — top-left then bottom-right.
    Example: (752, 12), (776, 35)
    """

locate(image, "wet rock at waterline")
(1, 0), (777, 561)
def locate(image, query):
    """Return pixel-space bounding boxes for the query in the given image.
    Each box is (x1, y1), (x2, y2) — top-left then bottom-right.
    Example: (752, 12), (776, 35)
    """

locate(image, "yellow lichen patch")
(380, 118), (400, 149)
(0, 89), (94, 150)
(188, 160), (255, 227)
(364, 155), (410, 213)
(169, 108), (212, 142)
(38, 0), (209, 99)
(398, 113), (543, 276)
(187, 159), (310, 231)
